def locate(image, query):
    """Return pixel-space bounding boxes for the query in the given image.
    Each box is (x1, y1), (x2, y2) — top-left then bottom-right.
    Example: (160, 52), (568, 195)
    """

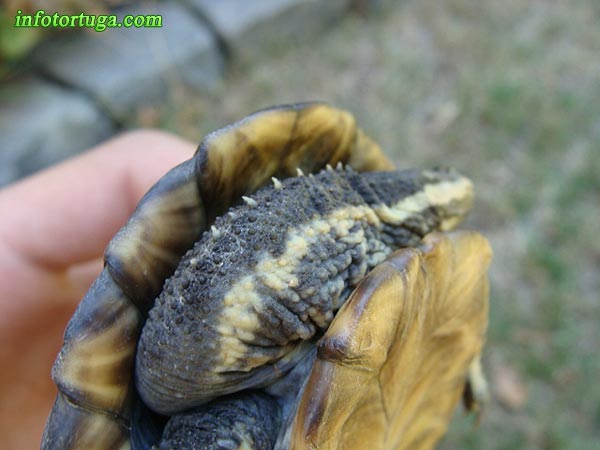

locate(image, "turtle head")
(353, 167), (474, 237)
(418, 167), (474, 230)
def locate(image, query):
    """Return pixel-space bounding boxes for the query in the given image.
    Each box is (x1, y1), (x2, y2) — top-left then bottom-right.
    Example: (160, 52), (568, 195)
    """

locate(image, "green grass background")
(131, 1), (599, 448)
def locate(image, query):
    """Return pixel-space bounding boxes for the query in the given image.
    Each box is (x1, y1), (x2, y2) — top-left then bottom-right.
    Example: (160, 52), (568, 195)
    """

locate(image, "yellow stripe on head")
(371, 169), (473, 231)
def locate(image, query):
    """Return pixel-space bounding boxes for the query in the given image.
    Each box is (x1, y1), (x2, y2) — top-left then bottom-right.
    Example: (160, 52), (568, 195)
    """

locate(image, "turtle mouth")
(423, 175), (474, 231)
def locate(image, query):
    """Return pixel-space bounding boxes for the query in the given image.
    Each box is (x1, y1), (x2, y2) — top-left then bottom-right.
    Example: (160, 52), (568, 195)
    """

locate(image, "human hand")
(0, 130), (195, 450)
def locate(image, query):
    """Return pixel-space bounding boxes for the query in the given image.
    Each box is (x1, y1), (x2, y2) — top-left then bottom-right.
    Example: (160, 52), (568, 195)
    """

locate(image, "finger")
(0, 131), (195, 450)
(0, 129), (195, 333)
(0, 129), (195, 270)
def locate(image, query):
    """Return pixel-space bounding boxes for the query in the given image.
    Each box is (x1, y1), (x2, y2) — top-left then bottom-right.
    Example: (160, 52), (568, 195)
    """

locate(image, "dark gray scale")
(135, 166), (448, 417)
(261, 172), (352, 323)
(249, 171), (366, 332)
(152, 343), (319, 450)
(346, 168), (428, 247)
(158, 391), (280, 450)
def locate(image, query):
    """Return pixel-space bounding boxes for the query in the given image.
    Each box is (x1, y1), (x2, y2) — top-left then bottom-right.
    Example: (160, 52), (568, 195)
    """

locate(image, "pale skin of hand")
(0, 130), (195, 450)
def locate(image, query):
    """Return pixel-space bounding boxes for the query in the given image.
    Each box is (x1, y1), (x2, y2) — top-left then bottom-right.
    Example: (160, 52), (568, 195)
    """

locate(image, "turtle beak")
(422, 170), (474, 231)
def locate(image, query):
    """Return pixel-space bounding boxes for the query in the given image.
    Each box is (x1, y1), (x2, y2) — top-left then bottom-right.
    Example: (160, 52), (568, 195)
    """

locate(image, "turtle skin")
(41, 103), (491, 450)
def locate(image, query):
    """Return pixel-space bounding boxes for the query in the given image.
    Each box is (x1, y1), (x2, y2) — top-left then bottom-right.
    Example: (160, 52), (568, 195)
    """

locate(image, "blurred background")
(1, 0), (599, 449)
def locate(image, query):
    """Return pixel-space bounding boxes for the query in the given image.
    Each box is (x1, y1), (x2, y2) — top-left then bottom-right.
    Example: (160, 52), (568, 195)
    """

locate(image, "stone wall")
(0, 0), (359, 186)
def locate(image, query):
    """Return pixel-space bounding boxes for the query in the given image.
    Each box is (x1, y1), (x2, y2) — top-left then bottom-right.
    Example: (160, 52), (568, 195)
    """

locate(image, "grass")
(131, 0), (600, 448)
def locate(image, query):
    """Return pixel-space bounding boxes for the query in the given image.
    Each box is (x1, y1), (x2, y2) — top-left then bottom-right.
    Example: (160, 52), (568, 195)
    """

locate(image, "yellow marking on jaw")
(373, 176), (473, 230)
(214, 204), (380, 372)
(426, 177), (474, 230)
(424, 177), (473, 206)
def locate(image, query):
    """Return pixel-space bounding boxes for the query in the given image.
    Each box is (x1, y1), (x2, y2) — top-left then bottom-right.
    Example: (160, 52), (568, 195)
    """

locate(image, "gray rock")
(33, 2), (223, 121)
(0, 77), (115, 186)
(185, 0), (350, 63)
